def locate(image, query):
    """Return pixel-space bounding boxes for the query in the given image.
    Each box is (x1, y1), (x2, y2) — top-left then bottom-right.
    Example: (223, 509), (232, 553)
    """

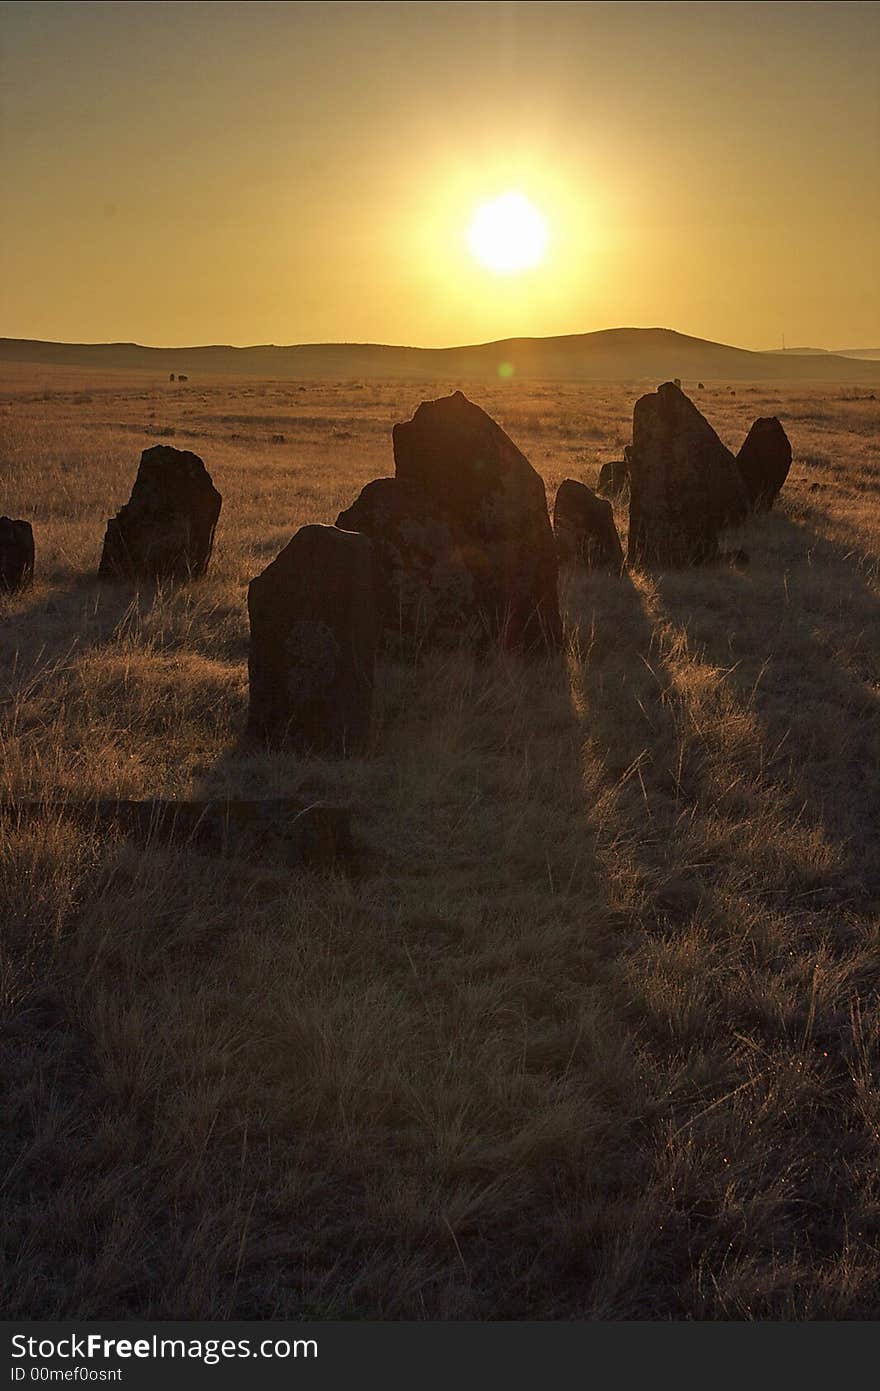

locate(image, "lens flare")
(467, 193), (548, 274)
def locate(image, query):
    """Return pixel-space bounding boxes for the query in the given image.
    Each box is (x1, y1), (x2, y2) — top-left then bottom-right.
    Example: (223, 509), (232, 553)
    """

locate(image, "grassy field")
(1, 367), (878, 1318)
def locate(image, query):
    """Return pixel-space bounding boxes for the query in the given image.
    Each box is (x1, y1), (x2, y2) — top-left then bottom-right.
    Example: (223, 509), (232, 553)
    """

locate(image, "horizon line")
(3, 326), (876, 357)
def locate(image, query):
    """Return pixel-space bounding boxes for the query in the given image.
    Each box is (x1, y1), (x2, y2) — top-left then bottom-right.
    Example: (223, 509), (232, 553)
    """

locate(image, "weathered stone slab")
(553, 480), (624, 570)
(338, 391), (561, 652)
(337, 477), (481, 649)
(99, 445), (221, 580)
(0, 517), (34, 591)
(247, 524), (376, 753)
(596, 459), (629, 499)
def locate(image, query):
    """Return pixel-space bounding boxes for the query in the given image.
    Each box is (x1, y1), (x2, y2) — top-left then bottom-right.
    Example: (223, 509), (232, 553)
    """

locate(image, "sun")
(467, 192), (548, 274)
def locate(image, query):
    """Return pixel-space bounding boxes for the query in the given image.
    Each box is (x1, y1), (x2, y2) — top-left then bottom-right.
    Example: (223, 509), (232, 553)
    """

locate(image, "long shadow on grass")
(653, 509), (880, 909)
(3, 632), (657, 1319)
(0, 578), (153, 711)
(561, 524), (880, 1317)
(562, 564), (699, 923)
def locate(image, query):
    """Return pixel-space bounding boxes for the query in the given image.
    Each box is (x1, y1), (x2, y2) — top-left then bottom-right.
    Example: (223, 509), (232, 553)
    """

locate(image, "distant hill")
(767, 346), (880, 361)
(766, 347), (837, 356)
(2, 328), (880, 382)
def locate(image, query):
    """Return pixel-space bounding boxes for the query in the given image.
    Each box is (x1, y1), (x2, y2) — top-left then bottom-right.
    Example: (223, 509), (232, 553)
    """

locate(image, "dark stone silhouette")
(247, 524), (376, 753)
(596, 458), (629, 498)
(627, 381), (748, 568)
(553, 480), (624, 570)
(169, 372), (175, 382)
(697, 381), (705, 390)
(0, 798), (353, 869)
(736, 416), (792, 510)
(0, 517), (34, 591)
(337, 390), (561, 652)
(99, 446), (221, 581)
(337, 476), (471, 648)
(177, 374), (188, 382)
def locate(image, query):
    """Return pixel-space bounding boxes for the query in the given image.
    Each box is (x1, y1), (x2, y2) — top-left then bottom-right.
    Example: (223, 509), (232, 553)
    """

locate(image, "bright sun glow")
(467, 192), (548, 274)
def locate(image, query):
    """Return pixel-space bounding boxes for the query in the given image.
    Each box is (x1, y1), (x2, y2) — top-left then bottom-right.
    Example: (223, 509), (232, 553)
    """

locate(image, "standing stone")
(99, 446), (221, 580)
(247, 524), (376, 753)
(627, 382), (748, 567)
(393, 391), (562, 651)
(596, 458), (629, 498)
(553, 481), (624, 570)
(736, 417), (792, 510)
(338, 391), (561, 652)
(0, 518), (34, 592)
(337, 476), (474, 649)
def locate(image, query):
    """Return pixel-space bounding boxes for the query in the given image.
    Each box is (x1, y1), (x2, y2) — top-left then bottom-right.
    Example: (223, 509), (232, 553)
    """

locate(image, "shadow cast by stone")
(0, 796), (355, 871)
(0, 577), (154, 709)
(653, 508), (880, 908)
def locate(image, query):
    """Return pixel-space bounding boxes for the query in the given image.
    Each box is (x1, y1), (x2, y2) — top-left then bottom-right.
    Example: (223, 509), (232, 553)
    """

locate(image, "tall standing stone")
(99, 446), (221, 580)
(553, 480), (624, 570)
(338, 391), (561, 652)
(247, 524), (376, 753)
(0, 518), (34, 591)
(627, 382), (748, 567)
(736, 417), (792, 510)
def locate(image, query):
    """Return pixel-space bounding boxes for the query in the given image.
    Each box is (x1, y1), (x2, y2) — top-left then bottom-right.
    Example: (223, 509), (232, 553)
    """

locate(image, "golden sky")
(1, 0), (878, 349)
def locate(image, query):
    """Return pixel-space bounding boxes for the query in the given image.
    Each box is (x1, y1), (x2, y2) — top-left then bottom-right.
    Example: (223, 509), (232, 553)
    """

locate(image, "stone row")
(2, 386), (792, 761)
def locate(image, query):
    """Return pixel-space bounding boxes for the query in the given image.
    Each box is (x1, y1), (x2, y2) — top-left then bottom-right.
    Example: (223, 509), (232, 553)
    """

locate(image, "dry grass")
(1, 367), (878, 1318)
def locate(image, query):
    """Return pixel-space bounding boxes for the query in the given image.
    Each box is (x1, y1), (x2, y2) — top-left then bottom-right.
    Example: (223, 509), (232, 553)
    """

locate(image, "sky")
(1, 0), (878, 350)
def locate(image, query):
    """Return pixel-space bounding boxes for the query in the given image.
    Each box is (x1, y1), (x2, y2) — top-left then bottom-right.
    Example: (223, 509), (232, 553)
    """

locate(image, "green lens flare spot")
(498, 361), (515, 380)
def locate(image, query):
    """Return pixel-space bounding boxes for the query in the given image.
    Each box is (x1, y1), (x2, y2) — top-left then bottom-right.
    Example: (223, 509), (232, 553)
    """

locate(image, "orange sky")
(1, 1), (878, 349)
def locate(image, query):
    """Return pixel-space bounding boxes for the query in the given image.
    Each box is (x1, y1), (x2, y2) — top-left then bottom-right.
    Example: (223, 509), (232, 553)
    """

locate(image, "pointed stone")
(627, 382), (748, 567)
(736, 417), (792, 510)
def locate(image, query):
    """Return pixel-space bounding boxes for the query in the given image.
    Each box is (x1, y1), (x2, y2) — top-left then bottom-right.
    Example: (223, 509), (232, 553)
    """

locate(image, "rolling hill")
(767, 346), (880, 360)
(2, 327), (879, 382)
